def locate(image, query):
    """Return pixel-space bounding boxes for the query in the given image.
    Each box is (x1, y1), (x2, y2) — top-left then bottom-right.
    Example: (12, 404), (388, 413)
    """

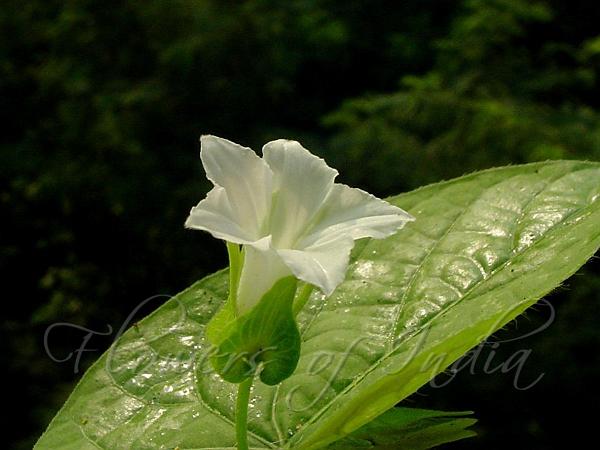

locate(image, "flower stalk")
(235, 376), (253, 450)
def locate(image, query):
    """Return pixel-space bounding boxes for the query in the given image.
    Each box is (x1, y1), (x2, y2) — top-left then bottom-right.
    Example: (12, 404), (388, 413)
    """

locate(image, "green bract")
(211, 276), (301, 385)
(36, 161), (600, 449)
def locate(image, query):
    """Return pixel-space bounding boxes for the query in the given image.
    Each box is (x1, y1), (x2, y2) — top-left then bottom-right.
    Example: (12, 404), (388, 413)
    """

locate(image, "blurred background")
(1, 0), (599, 448)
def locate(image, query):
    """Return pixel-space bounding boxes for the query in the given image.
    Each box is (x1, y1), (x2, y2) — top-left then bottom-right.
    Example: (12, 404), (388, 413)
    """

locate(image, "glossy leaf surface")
(35, 161), (600, 449)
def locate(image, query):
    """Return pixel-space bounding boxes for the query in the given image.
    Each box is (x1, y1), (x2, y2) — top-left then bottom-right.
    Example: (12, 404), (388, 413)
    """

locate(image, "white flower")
(186, 136), (414, 314)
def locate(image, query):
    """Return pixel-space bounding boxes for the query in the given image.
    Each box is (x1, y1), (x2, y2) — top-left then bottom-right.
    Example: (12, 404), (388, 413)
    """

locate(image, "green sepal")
(205, 243), (243, 345)
(205, 291), (236, 345)
(210, 276), (301, 385)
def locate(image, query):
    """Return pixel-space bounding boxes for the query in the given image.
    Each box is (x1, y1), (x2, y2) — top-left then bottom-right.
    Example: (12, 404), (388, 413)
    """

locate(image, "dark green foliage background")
(1, 0), (598, 448)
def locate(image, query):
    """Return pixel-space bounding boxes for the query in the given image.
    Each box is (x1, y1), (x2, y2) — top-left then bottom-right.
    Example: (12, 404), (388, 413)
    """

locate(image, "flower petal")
(185, 186), (257, 244)
(300, 183), (414, 248)
(278, 236), (354, 296)
(263, 139), (338, 248)
(237, 237), (292, 314)
(200, 135), (273, 240)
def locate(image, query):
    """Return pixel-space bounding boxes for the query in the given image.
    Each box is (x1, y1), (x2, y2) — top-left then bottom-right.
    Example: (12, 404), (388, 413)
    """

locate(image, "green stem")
(292, 283), (314, 316)
(235, 377), (253, 450)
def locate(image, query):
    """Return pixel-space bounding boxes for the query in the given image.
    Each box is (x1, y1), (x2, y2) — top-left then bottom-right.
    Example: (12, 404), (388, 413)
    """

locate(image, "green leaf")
(326, 408), (476, 449)
(35, 161), (600, 450)
(211, 276), (301, 385)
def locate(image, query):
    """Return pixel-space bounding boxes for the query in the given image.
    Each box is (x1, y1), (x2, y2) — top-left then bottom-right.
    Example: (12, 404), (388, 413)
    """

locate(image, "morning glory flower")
(185, 136), (414, 314)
